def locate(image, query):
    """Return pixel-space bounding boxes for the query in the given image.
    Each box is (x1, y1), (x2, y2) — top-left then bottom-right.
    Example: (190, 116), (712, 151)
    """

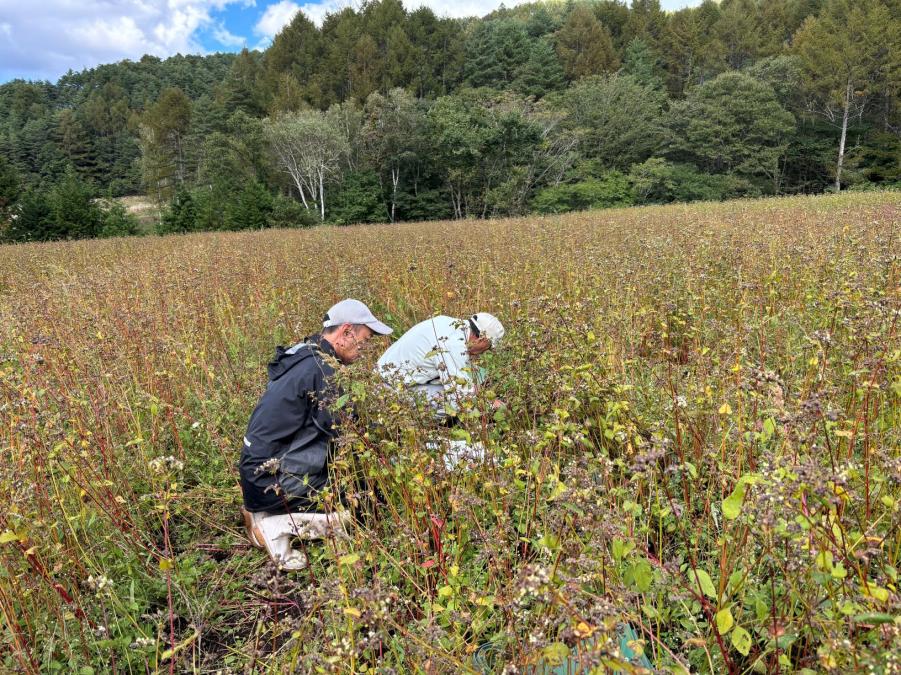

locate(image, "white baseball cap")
(470, 312), (505, 345)
(323, 299), (393, 335)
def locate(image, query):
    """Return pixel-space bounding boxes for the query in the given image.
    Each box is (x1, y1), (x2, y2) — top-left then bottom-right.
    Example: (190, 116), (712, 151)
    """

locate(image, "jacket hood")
(267, 334), (336, 381)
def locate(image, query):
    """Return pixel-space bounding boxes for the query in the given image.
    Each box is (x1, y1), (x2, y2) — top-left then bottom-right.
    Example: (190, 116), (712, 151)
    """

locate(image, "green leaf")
(543, 642), (570, 665)
(852, 613), (895, 625)
(611, 537), (635, 562)
(716, 607), (734, 634)
(0, 530), (19, 544)
(731, 626), (752, 656)
(690, 568), (717, 599)
(338, 553), (360, 566)
(629, 560), (653, 592)
(722, 482), (747, 520)
(815, 550), (834, 572)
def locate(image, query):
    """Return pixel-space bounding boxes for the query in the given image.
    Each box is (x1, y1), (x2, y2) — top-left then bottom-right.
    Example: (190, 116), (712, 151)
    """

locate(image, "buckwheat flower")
(256, 457), (281, 475)
(87, 574), (113, 595)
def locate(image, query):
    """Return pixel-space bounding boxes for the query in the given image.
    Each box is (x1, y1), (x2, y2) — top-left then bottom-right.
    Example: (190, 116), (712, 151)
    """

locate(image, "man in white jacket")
(376, 313), (504, 420)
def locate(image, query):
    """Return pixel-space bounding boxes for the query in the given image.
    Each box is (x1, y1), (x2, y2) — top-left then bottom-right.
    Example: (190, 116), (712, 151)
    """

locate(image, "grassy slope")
(0, 192), (898, 673)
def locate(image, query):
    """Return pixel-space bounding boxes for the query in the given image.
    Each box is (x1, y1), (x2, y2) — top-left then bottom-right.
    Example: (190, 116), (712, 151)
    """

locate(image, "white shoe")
(253, 511), (351, 570)
(241, 506), (267, 548)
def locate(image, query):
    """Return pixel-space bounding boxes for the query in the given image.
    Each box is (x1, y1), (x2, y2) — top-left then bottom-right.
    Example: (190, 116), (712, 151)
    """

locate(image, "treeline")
(1, 0), (899, 241)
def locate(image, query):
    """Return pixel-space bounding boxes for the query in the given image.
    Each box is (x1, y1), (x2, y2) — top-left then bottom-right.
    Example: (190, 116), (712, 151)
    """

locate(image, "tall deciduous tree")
(559, 74), (667, 170)
(139, 87), (192, 204)
(264, 110), (349, 221)
(793, 0), (899, 190)
(428, 89), (543, 218)
(362, 88), (425, 222)
(555, 5), (620, 81)
(667, 71), (795, 190)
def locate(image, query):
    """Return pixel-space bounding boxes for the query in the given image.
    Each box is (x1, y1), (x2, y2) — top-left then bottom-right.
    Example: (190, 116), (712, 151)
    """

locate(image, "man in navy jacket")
(239, 299), (392, 569)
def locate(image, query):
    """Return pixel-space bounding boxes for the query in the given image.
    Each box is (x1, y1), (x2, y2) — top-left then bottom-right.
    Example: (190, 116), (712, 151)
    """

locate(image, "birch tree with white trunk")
(264, 111), (349, 221)
(793, 0), (898, 191)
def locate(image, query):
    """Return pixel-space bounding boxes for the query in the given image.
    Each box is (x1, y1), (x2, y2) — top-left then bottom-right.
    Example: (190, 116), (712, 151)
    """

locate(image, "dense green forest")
(0, 0), (898, 241)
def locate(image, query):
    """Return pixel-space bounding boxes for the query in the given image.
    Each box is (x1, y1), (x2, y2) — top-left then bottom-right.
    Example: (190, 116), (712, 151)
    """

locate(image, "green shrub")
(531, 171), (633, 214)
(97, 199), (140, 238)
(629, 158), (751, 204)
(268, 193), (319, 228)
(158, 189), (198, 234)
(329, 171), (386, 225)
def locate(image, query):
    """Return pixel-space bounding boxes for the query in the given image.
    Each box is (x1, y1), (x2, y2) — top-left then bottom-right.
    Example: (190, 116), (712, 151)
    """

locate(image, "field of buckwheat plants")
(0, 192), (899, 674)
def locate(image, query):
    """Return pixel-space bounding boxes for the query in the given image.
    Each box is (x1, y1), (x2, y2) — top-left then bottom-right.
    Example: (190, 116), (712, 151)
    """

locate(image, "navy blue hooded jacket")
(239, 335), (339, 512)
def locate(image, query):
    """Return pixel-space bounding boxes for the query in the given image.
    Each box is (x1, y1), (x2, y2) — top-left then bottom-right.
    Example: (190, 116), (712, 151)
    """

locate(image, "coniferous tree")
(464, 20), (532, 90)
(0, 154), (20, 223)
(793, 0), (898, 190)
(556, 5), (620, 81)
(622, 38), (664, 89)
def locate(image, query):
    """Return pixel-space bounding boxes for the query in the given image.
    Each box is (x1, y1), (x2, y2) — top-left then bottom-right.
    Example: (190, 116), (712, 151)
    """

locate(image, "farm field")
(0, 192), (899, 673)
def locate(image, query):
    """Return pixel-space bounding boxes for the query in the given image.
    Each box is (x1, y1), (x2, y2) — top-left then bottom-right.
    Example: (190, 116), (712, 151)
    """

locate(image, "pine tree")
(556, 5), (620, 81)
(793, 0), (898, 190)
(622, 38), (664, 89)
(159, 189), (197, 234)
(514, 38), (566, 98)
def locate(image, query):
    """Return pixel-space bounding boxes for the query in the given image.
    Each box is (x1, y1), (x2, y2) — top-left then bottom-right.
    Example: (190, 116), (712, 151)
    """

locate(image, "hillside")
(1, 0), (899, 244)
(1, 192), (898, 672)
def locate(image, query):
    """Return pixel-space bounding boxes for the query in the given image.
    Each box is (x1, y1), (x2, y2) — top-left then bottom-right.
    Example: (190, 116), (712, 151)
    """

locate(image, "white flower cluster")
(86, 574), (112, 594)
(148, 455), (184, 474)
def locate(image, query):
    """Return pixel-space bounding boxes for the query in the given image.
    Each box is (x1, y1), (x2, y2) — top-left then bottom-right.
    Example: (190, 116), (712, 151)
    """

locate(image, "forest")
(0, 0), (898, 241)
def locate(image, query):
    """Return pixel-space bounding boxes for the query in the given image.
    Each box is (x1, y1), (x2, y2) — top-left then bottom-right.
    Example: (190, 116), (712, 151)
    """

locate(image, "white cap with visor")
(323, 299), (393, 335)
(469, 312), (505, 345)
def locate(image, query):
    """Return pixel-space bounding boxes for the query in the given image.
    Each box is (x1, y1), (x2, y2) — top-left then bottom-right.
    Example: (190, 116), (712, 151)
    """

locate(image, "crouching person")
(239, 299), (392, 570)
(376, 313), (504, 468)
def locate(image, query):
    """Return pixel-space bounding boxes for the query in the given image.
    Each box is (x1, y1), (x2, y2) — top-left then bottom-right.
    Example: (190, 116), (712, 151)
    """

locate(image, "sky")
(0, 0), (703, 84)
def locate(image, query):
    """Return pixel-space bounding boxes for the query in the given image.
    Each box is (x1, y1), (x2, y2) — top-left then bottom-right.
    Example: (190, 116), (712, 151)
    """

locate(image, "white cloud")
(0, 0), (704, 82)
(254, 0), (301, 38)
(0, 0), (247, 81)
(212, 22), (247, 47)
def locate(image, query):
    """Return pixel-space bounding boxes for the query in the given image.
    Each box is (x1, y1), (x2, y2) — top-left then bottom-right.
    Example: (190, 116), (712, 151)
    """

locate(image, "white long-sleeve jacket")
(376, 315), (475, 414)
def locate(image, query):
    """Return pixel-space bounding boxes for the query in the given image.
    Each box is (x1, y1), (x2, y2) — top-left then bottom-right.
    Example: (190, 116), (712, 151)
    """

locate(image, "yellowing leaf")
(722, 482), (747, 520)
(338, 553), (360, 566)
(863, 583), (890, 602)
(716, 607), (734, 634)
(0, 530), (20, 544)
(343, 607), (361, 618)
(731, 626), (752, 656)
(543, 642), (570, 665)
